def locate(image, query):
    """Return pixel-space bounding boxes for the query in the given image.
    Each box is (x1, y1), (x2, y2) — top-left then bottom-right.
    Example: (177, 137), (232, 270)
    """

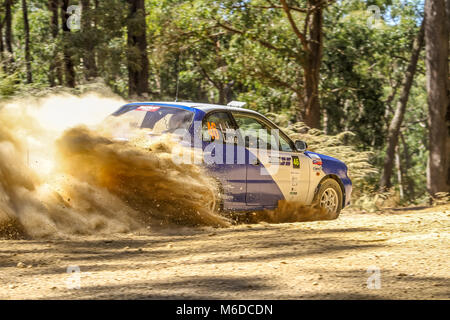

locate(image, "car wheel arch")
(313, 174), (346, 207)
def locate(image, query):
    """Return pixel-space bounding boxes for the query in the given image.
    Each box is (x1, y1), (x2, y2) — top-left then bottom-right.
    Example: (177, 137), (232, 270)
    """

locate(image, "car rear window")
(111, 105), (194, 134)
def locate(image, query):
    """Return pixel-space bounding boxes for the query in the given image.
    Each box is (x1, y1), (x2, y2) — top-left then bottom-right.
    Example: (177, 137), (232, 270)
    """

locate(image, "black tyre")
(313, 179), (343, 220)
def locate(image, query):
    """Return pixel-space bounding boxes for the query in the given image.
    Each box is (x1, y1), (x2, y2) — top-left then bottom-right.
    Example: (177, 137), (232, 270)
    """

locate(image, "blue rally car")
(110, 101), (352, 218)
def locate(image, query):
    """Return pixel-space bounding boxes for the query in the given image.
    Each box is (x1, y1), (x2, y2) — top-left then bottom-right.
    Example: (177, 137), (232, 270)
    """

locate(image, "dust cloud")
(228, 201), (330, 224)
(0, 93), (228, 239)
(55, 126), (230, 228)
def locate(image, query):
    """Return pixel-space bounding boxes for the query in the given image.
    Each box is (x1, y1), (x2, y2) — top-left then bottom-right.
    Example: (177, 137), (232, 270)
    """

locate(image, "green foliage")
(0, 70), (19, 97)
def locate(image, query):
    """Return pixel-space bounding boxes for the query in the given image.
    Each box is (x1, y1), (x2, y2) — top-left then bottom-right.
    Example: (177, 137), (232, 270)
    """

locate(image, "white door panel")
(252, 149), (311, 204)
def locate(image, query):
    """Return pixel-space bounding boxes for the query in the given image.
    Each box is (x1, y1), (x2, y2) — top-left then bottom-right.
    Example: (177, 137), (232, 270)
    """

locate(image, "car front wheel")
(314, 179), (343, 220)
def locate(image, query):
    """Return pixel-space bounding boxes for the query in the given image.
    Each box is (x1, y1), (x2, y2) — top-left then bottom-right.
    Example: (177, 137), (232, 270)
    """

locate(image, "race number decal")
(292, 156), (300, 169)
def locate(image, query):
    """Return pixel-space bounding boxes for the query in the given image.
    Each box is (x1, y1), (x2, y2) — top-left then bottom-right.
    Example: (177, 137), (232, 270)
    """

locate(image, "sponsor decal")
(269, 156), (280, 164)
(309, 154), (323, 165)
(269, 156), (291, 166)
(280, 157), (291, 166)
(292, 156), (300, 169)
(136, 106), (160, 112)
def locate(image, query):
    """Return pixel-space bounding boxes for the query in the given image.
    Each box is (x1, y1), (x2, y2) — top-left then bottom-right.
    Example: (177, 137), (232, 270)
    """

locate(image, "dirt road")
(0, 205), (448, 300)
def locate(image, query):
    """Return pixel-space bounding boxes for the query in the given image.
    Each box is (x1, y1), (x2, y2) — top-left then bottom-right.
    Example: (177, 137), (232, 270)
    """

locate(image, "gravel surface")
(0, 205), (449, 300)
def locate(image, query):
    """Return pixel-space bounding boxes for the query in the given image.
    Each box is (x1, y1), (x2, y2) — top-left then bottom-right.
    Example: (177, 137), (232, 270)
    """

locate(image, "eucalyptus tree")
(204, 0), (332, 128)
(424, 0), (449, 196)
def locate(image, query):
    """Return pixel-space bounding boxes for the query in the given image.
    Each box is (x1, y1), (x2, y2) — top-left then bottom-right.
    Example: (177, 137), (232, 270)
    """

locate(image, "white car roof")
(126, 101), (262, 115)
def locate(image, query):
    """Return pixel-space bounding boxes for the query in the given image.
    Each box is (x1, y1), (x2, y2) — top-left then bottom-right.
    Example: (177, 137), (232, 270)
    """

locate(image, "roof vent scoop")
(227, 101), (246, 108)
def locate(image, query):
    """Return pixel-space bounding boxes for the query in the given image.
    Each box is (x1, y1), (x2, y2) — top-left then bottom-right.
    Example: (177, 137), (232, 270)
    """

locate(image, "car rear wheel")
(314, 179), (343, 219)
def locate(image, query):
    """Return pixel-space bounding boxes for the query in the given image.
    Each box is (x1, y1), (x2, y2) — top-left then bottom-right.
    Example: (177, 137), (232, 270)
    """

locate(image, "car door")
(201, 111), (247, 209)
(231, 112), (311, 207)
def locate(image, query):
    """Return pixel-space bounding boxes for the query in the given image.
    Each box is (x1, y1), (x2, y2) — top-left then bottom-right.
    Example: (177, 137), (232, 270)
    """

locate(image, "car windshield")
(110, 105), (194, 135)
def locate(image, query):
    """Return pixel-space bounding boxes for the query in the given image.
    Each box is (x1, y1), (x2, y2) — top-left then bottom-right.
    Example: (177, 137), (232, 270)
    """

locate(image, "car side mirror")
(295, 140), (308, 152)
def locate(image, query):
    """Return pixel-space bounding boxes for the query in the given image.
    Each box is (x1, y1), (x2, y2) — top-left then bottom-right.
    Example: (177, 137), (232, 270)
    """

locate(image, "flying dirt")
(0, 92), (231, 239)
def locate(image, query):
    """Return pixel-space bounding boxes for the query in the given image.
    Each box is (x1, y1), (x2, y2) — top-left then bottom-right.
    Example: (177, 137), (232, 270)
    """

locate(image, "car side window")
(232, 114), (270, 149)
(232, 113), (293, 152)
(202, 112), (236, 143)
(278, 134), (293, 152)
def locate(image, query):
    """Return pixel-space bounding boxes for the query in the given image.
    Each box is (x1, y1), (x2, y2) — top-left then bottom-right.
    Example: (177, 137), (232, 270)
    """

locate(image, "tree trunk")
(299, 0), (323, 129)
(446, 0), (450, 41)
(126, 0), (149, 98)
(425, 0), (450, 195)
(49, 0), (59, 41)
(94, 0), (99, 26)
(22, 0), (32, 83)
(446, 0), (450, 190)
(224, 80), (234, 103)
(81, 0), (98, 80)
(218, 84), (225, 105)
(0, 20), (4, 66)
(5, 0), (14, 68)
(379, 20), (425, 190)
(395, 145), (404, 200)
(400, 132), (415, 198)
(60, 0), (76, 88)
(48, 0), (62, 86)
